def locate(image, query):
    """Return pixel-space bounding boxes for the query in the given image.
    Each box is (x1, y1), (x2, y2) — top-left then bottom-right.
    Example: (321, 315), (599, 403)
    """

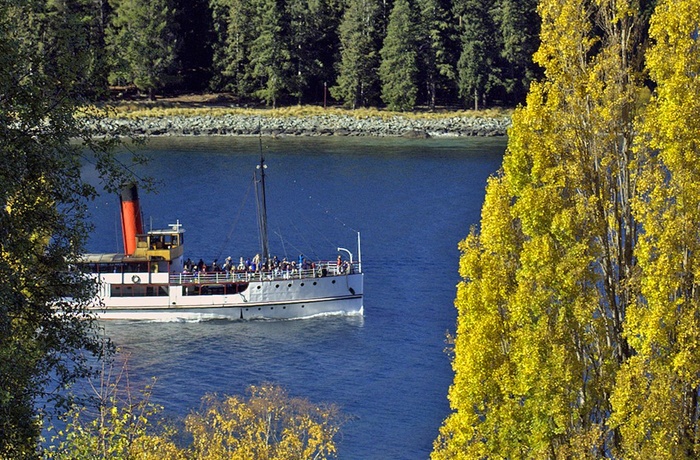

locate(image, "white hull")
(95, 298), (364, 321)
(89, 270), (364, 321)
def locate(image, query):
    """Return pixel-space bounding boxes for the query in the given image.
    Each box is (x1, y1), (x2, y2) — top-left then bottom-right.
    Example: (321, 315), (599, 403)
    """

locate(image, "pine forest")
(38, 0), (542, 109)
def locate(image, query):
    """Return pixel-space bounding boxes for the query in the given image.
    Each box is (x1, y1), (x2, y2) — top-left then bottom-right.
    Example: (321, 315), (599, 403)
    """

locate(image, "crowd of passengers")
(181, 254), (351, 277)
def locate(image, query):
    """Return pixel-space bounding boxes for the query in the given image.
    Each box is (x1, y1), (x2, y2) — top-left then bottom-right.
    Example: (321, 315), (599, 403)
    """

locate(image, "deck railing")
(169, 261), (360, 285)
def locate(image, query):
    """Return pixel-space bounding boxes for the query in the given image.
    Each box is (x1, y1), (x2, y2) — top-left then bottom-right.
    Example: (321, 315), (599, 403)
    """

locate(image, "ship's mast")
(255, 139), (270, 266)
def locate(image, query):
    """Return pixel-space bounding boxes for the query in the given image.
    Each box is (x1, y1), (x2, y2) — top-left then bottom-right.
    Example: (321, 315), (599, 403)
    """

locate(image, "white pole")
(337, 247), (353, 263)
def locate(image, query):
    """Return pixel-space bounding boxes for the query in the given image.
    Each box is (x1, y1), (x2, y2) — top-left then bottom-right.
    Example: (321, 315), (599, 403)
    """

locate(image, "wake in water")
(122, 307), (365, 324)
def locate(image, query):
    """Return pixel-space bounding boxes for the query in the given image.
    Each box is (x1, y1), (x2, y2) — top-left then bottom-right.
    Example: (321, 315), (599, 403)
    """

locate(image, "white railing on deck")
(169, 261), (360, 285)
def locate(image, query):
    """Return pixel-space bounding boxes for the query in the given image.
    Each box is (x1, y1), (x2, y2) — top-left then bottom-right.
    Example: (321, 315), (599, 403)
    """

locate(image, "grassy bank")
(84, 95), (512, 121)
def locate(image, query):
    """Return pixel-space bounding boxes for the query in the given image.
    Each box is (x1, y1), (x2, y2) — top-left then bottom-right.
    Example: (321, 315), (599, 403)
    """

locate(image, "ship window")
(111, 285), (168, 297)
(313, 281), (317, 285)
(300, 283), (305, 287)
(210, 285), (225, 295)
(184, 283), (248, 296)
(332, 280), (336, 284)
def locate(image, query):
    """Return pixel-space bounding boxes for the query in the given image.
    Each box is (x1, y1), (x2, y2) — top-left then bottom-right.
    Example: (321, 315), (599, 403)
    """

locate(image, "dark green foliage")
(495, 0), (540, 102)
(211, 0), (342, 104)
(0, 1), (150, 456)
(106, 0), (178, 99)
(249, 0), (292, 106)
(379, 0), (418, 110)
(286, 0), (343, 104)
(26, 0), (547, 106)
(207, 0), (541, 107)
(415, 0), (457, 108)
(454, 0), (500, 109)
(209, 0), (257, 95)
(0, 1), (113, 457)
(42, 0), (112, 101)
(173, 0), (216, 91)
(332, 0), (381, 108)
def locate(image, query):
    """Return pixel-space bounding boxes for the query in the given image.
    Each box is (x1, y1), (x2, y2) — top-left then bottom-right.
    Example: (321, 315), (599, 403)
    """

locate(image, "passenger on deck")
(223, 256), (232, 272)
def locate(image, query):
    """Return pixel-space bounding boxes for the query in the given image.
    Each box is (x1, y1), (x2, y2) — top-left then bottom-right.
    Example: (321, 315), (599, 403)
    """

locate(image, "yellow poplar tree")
(610, 1), (700, 458)
(433, 0), (648, 457)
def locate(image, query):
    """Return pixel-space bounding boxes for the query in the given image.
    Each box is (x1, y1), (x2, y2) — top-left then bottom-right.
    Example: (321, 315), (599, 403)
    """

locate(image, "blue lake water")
(84, 136), (506, 459)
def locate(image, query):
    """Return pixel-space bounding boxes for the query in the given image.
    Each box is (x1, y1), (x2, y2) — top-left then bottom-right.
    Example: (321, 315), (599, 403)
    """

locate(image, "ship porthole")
(132, 275), (141, 283)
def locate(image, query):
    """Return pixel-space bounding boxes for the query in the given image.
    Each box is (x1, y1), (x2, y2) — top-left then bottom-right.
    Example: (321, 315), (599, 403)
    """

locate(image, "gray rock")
(85, 113), (511, 138)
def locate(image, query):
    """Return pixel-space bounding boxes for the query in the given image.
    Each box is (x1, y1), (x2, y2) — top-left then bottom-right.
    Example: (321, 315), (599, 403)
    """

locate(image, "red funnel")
(120, 184), (143, 255)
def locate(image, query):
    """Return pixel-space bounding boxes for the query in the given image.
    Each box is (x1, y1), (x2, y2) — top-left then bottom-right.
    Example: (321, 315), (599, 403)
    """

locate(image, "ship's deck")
(168, 261), (361, 285)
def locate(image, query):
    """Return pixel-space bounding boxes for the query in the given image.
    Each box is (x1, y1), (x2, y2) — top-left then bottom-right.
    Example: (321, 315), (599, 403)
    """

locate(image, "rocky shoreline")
(86, 113), (511, 138)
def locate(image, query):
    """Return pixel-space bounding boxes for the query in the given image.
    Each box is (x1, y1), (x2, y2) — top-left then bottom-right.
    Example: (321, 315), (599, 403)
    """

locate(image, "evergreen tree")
(494, 0), (540, 103)
(173, 0), (215, 91)
(249, 0), (292, 107)
(332, 0), (381, 108)
(106, 0), (178, 99)
(454, 0), (500, 109)
(286, 0), (343, 104)
(415, 0), (456, 108)
(209, 0), (256, 95)
(43, 0), (112, 100)
(379, 0), (418, 110)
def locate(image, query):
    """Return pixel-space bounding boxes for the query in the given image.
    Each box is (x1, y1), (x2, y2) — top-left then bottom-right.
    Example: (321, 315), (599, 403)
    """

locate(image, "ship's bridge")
(132, 221), (185, 263)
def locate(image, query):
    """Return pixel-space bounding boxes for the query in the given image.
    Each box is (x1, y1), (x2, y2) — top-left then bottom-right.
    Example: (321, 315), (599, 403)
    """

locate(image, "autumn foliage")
(186, 385), (341, 460)
(434, 0), (700, 458)
(47, 381), (341, 460)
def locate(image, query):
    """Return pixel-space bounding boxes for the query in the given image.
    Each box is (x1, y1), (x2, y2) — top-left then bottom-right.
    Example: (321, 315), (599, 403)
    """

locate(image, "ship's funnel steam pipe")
(120, 183), (144, 255)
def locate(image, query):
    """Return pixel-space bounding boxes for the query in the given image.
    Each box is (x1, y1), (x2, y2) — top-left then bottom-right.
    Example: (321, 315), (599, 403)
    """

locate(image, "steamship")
(78, 155), (364, 321)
